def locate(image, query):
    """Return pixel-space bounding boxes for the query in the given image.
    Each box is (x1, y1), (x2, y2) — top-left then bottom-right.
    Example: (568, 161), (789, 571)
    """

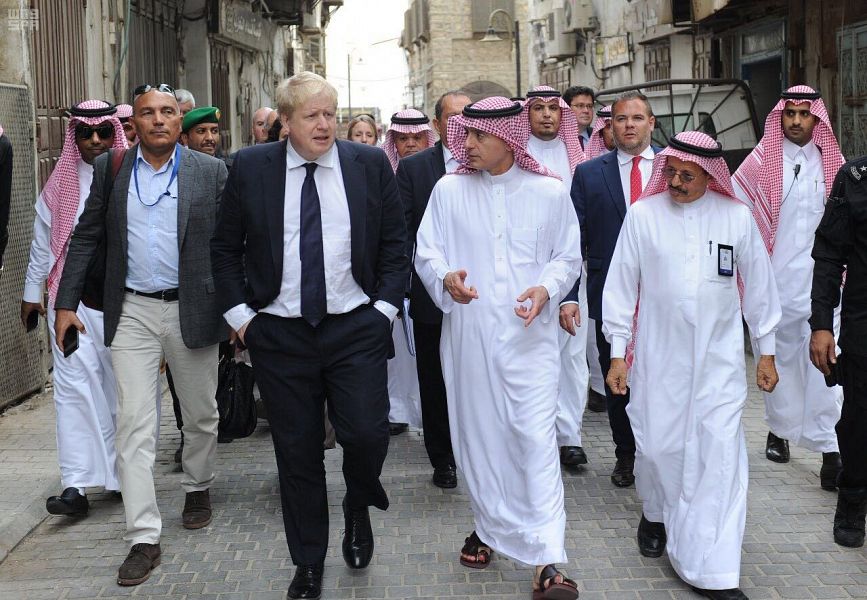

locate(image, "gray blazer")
(55, 145), (229, 349)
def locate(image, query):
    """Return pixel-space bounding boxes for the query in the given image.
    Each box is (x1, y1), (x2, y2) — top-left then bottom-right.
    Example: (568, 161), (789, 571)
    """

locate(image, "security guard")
(181, 106), (232, 169)
(810, 155), (867, 548)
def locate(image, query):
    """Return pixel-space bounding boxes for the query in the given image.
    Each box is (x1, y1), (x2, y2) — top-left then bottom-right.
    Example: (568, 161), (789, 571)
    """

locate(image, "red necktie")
(630, 155), (642, 204)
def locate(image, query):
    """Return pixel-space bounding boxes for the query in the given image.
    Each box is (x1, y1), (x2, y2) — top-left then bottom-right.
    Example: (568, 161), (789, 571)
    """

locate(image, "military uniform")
(810, 155), (867, 547)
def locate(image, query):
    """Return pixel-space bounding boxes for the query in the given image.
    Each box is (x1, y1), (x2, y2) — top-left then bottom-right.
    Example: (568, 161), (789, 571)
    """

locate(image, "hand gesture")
(53, 308), (86, 354)
(444, 270), (478, 304)
(514, 286), (549, 327)
(558, 303), (581, 336)
(756, 355), (779, 393)
(606, 358), (628, 395)
(809, 330), (836, 376)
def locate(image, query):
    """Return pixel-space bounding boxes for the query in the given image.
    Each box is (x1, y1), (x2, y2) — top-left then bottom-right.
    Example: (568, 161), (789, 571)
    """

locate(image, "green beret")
(182, 106), (221, 133)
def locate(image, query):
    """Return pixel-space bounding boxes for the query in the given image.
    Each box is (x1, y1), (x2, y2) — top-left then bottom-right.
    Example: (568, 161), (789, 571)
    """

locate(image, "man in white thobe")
(733, 85), (845, 487)
(604, 131), (781, 600)
(415, 96), (582, 599)
(523, 85), (591, 469)
(21, 100), (128, 516)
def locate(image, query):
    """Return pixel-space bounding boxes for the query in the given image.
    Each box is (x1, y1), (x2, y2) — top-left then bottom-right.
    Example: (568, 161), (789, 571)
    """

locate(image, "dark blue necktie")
(300, 162), (326, 326)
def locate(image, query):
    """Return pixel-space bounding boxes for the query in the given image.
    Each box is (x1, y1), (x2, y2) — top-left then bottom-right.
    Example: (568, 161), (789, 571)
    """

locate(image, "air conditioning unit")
(545, 8), (577, 59)
(563, 0), (595, 32)
(300, 8), (320, 34)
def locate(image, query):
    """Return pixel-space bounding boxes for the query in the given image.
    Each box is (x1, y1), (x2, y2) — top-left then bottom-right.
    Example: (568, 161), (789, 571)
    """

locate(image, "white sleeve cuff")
(374, 300), (399, 322)
(756, 332), (776, 356)
(224, 304), (257, 332)
(23, 282), (44, 304)
(610, 336), (628, 359)
(559, 300), (579, 307)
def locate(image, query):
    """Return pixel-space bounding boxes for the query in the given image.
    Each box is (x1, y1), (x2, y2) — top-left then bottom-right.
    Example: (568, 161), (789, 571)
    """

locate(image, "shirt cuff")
(374, 300), (399, 322)
(23, 282), (43, 304)
(224, 304), (257, 332)
(756, 332), (775, 356)
(559, 300), (579, 307)
(610, 336), (628, 359)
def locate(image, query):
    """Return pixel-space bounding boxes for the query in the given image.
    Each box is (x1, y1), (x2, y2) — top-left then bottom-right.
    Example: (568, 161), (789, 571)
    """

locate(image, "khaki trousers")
(111, 292), (219, 545)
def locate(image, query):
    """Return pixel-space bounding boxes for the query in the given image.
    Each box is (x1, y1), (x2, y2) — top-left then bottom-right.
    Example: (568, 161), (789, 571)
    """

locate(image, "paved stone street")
(0, 358), (865, 599)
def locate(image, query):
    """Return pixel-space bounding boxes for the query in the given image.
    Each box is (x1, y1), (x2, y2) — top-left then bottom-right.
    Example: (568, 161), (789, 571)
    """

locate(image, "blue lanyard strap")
(134, 144), (181, 207)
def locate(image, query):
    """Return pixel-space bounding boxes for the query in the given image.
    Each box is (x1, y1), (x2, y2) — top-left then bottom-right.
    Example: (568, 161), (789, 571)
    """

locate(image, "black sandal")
(459, 531), (493, 569)
(532, 564), (579, 600)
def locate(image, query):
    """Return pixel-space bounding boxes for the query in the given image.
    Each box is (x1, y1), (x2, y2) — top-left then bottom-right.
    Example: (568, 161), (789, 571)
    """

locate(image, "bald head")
(252, 107), (274, 144)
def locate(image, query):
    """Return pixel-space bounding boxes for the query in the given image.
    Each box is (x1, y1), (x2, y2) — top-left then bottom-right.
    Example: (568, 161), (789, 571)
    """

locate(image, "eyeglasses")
(663, 166), (699, 184)
(75, 124), (115, 140)
(133, 83), (176, 98)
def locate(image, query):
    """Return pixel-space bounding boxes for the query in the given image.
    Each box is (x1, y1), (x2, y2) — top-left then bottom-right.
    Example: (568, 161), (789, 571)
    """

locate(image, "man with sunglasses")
(53, 84), (229, 586)
(21, 100), (128, 519)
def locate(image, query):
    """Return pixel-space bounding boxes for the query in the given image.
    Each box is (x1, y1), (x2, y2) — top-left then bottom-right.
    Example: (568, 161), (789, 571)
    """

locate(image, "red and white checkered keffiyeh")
(586, 105), (611, 160)
(732, 85), (844, 253)
(447, 96), (558, 178)
(625, 131), (738, 367)
(43, 99), (127, 303)
(524, 85), (586, 172)
(383, 108), (437, 172)
(116, 104), (133, 120)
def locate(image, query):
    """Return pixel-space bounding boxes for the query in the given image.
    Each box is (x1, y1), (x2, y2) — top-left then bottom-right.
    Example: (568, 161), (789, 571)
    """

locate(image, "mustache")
(668, 184), (688, 194)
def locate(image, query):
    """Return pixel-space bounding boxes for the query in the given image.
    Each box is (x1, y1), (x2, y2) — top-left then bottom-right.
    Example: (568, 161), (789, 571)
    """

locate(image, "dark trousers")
(246, 306), (391, 566)
(413, 320), (454, 470)
(595, 320), (636, 460)
(837, 352), (867, 488)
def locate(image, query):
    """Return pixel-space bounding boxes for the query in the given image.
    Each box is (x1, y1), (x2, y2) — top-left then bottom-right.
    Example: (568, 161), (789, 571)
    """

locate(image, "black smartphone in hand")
(824, 354), (844, 387)
(25, 310), (39, 332)
(62, 327), (79, 358)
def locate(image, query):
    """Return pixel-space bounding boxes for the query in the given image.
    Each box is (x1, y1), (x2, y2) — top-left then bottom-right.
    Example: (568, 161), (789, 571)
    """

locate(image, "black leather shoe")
(432, 465), (457, 489)
(689, 586), (748, 599)
(636, 514), (666, 557)
(611, 456), (635, 487)
(117, 543), (161, 586)
(46, 487), (89, 516)
(834, 486), (867, 548)
(820, 452), (842, 491)
(342, 498), (374, 569)
(287, 562), (323, 599)
(765, 432), (789, 463)
(388, 422), (408, 436)
(587, 389), (607, 413)
(559, 446), (588, 467)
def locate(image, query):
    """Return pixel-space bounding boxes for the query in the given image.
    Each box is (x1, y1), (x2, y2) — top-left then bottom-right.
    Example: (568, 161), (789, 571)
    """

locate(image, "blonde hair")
(347, 114), (377, 139)
(276, 71), (338, 118)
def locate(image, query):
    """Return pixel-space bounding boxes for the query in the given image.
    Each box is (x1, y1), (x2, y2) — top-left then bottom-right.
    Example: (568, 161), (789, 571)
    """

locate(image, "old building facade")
(400, 0), (531, 118)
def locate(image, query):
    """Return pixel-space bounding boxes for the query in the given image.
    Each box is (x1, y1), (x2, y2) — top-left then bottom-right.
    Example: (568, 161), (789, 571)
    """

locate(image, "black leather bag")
(81, 148), (126, 311)
(215, 348), (257, 440)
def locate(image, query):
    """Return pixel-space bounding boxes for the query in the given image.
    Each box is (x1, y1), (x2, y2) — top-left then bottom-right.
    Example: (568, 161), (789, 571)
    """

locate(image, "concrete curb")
(0, 475), (59, 564)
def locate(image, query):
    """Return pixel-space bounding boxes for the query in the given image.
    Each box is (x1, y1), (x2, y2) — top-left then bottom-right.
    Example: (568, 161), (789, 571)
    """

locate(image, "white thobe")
(23, 159), (119, 492)
(415, 164), (581, 565)
(603, 190), (781, 589)
(733, 140), (842, 452)
(387, 301), (422, 427)
(528, 135), (590, 447)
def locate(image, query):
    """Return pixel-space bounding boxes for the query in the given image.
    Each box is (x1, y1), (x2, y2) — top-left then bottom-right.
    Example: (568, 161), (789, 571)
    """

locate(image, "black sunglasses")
(75, 124), (115, 140)
(133, 83), (176, 98)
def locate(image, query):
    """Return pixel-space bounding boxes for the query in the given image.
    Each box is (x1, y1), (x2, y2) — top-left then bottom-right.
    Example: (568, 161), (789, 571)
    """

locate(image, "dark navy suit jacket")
(566, 146), (661, 321)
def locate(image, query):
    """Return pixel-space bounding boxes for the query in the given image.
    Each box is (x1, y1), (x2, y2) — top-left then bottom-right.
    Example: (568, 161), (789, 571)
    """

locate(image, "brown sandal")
(459, 531), (493, 569)
(532, 564), (579, 599)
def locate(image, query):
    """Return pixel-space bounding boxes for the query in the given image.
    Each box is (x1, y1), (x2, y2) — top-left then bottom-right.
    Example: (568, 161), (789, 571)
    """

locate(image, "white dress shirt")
(443, 144), (459, 174)
(617, 145), (655, 209)
(224, 140), (397, 331)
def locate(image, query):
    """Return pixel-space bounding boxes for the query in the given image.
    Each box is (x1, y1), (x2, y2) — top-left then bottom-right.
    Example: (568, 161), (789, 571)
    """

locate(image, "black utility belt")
(124, 287), (179, 302)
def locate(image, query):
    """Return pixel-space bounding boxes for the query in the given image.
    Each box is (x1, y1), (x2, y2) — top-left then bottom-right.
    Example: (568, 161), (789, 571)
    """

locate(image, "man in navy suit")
(396, 90), (471, 489)
(567, 90), (658, 489)
(211, 72), (408, 599)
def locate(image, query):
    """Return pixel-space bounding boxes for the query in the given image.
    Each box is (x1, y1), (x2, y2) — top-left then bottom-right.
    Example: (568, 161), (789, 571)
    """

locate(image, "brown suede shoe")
(182, 489), (212, 529)
(117, 543), (161, 586)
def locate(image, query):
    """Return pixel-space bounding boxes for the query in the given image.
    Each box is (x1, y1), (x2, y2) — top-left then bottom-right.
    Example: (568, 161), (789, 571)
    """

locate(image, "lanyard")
(134, 144), (181, 207)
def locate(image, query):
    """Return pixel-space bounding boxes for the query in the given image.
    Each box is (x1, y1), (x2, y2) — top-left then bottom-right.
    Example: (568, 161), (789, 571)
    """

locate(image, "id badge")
(718, 244), (734, 277)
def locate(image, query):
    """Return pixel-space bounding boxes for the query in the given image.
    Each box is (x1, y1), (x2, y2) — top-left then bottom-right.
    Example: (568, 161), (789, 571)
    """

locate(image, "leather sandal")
(532, 564), (579, 600)
(459, 531), (493, 569)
